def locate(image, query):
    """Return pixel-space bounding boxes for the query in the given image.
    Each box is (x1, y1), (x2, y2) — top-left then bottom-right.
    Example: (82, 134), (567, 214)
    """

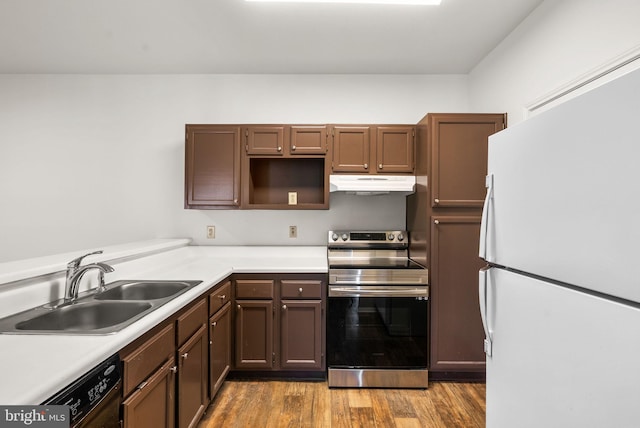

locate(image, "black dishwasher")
(43, 353), (121, 428)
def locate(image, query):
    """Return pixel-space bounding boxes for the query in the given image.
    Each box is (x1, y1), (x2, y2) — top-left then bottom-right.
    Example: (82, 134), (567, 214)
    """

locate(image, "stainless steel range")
(327, 230), (429, 388)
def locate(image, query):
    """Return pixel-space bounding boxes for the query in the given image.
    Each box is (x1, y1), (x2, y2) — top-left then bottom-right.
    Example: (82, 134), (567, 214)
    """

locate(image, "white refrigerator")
(479, 68), (640, 428)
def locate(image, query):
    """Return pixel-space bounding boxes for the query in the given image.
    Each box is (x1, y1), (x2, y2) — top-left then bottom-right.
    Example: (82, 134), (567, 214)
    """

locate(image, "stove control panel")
(328, 230), (407, 246)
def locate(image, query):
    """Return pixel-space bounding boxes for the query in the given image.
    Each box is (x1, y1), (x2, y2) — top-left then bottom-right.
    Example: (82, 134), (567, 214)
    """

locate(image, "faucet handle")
(67, 250), (103, 269)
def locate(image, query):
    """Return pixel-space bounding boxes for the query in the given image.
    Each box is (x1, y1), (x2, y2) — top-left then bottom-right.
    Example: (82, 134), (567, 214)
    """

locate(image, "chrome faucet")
(64, 251), (114, 303)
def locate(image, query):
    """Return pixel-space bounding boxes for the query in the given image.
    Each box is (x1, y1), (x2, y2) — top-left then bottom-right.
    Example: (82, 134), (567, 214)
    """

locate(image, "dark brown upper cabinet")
(242, 125), (329, 210)
(331, 125), (415, 174)
(245, 126), (286, 156)
(290, 125), (328, 155)
(331, 126), (371, 173)
(244, 125), (328, 156)
(376, 126), (415, 173)
(185, 125), (241, 209)
(429, 114), (506, 208)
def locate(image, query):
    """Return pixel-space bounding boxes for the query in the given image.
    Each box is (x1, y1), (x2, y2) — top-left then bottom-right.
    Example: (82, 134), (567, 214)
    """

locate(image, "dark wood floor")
(198, 380), (486, 428)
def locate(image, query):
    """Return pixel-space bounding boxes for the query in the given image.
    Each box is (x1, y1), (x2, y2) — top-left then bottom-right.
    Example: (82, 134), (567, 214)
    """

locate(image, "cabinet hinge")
(272, 352), (276, 364)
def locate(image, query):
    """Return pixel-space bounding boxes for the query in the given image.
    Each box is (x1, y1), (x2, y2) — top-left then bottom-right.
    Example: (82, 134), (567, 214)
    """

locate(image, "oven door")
(327, 285), (428, 371)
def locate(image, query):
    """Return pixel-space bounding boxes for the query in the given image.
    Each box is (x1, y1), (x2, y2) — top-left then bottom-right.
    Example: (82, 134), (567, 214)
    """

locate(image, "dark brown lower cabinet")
(280, 300), (323, 370)
(209, 302), (231, 397)
(429, 216), (486, 373)
(235, 299), (274, 369)
(122, 298), (209, 428)
(122, 358), (176, 428)
(232, 275), (326, 373)
(177, 324), (208, 428)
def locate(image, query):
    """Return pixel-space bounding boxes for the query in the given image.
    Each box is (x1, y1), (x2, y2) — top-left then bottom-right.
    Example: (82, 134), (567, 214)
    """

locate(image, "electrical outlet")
(207, 226), (215, 239)
(289, 225), (297, 238)
(288, 192), (298, 205)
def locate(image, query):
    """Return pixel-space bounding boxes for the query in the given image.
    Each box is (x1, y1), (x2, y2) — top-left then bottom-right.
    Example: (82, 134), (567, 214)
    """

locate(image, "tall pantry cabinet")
(407, 113), (506, 379)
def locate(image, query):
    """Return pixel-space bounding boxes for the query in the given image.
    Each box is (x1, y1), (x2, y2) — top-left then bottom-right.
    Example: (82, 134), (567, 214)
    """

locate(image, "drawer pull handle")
(182, 352), (189, 360)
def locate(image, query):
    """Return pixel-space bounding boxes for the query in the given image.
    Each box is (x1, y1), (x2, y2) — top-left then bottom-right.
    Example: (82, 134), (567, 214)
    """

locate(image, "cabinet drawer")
(122, 323), (175, 396)
(209, 281), (231, 315)
(235, 279), (274, 299)
(177, 299), (207, 347)
(281, 280), (322, 299)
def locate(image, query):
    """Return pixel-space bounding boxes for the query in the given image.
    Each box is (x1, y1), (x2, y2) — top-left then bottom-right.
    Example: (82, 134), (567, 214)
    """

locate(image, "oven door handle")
(329, 286), (429, 298)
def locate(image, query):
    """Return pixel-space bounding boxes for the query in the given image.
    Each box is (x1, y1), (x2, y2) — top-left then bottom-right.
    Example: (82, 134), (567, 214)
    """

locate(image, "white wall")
(0, 74), (468, 262)
(469, 0), (640, 125)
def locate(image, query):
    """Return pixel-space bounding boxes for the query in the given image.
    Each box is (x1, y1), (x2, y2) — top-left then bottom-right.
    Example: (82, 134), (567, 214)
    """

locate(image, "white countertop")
(0, 242), (327, 404)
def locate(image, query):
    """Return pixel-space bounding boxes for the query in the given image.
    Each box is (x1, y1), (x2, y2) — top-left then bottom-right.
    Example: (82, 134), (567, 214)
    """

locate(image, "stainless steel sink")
(0, 279), (202, 335)
(14, 301), (152, 333)
(94, 280), (196, 301)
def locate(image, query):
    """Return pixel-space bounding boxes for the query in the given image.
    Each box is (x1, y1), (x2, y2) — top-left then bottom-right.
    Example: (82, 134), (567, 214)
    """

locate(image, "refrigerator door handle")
(479, 267), (493, 357)
(479, 174), (493, 260)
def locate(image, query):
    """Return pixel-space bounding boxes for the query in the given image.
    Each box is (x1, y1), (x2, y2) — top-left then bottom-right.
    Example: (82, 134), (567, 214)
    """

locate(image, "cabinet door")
(209, 302), (231, 398)
(245, 126), (285, 155)
(376, 126), (415, 173)
(235, 300), (274, 369)
(290, 125), (327, 155)
(331, 126), (371, 173)
(429, 114), (505, 208)
(280, 300), (323, 370)
(429, 216), (486, 373)
(185, 125), (241, 208)
(122, 358), (176, 428)
(177, 324), (208, 428)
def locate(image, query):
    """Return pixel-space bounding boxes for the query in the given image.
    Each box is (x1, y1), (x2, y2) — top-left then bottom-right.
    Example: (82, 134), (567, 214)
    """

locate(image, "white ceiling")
(0, 0), (543, 74)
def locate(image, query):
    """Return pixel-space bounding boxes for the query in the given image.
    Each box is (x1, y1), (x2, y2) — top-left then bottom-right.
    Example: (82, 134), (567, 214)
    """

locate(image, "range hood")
(329, 174), (416, 195)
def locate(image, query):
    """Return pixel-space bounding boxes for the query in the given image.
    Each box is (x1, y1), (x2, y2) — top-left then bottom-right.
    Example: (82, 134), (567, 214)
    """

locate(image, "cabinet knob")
(434, 198), (440, 204)
(292, 145), (296, 150)
(298, 287), (303, 294)
(182, 352), (189, 360)
(363, 163), (368, 169)
(378, 163), (383, 169)
(170, 366), (177, 374)
(218, 295), (226, 300)
(277, 146), (282, 152)
(211, 321), (217, 327)
(237, 304), (241, 310)
(434, 220), (440, 225)
(282, 304), (287, 310)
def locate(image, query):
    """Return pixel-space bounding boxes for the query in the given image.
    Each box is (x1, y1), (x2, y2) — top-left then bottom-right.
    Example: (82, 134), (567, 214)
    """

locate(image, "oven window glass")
(327, 296), (428, 368)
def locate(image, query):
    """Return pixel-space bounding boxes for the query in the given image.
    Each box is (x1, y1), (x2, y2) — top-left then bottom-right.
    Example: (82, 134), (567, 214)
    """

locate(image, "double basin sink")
(0, 280), (202, 335)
